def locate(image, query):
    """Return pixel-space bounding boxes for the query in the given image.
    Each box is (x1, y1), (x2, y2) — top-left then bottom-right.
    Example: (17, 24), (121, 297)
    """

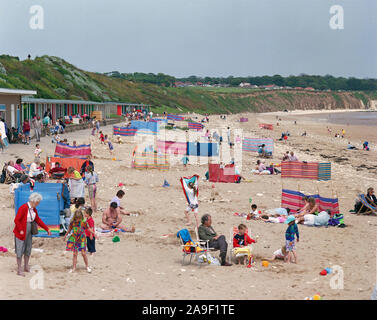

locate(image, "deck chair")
(194, 226), (218, 253)
(357, 194), (377, 215)
(228, 226), (253, 264)
(177, 229), (208, 266)
(4, 165), (17, 184)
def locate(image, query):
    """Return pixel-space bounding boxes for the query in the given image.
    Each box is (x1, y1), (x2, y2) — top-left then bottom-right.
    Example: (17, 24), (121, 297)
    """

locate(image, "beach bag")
(327, 214), (344, 227)
(29, 209), (39, 235)
(206, 253), (221, 266)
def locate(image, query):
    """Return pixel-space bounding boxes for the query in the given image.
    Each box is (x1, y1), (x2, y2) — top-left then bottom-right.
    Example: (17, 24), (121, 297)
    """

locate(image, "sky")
(0, 0), (376, 78)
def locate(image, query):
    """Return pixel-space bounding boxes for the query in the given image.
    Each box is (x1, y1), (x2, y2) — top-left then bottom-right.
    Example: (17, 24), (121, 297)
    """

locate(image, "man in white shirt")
(288, 152), (298, 161)
(110, 190), (130, 215)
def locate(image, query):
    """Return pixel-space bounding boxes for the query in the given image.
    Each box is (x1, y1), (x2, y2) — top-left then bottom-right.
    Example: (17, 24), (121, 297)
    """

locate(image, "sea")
(303, 111), (377, 127)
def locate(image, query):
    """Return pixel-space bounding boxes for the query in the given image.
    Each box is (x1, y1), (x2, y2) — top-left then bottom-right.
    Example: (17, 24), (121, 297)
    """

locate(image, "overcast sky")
(0, 0), (376, 78)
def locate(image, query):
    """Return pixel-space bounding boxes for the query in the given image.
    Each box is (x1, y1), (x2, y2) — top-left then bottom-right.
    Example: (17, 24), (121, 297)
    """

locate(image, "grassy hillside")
(0, 54), (376, 114)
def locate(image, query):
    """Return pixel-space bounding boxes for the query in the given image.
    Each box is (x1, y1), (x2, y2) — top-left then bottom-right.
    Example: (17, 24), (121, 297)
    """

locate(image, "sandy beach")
(0, 110), (376, 300)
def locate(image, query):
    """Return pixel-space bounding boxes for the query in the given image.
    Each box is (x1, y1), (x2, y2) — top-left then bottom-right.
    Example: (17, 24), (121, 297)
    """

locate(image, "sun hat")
(284, 215), (296, 224)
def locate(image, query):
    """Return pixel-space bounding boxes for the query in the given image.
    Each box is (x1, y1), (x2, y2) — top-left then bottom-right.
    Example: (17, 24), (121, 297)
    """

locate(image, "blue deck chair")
(357, 194), (377, 215)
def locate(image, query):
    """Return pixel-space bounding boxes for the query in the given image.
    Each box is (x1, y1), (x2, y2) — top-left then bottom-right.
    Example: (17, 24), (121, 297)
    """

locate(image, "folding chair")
(228, 226), (253, 264)
(4, 165), (17, 184)
(357, 194), (377, 215)
(177, 229), (208, 267)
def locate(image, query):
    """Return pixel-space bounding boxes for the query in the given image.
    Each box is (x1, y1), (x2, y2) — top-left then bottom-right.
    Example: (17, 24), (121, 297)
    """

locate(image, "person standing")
(32, 116), (42, 142)
(13, 193), (51, 276)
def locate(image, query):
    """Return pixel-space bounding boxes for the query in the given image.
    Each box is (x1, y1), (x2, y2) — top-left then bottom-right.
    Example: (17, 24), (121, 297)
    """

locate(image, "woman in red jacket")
(22, 119), (31, 145)
(13, 193), (51, 276)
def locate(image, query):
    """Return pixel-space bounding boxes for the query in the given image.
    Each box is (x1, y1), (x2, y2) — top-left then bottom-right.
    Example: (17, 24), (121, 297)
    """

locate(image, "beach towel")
(180, 175), (199, 206)
(54, 142), (91, 159)
(242, 138), (274, 153)
(167, 114), (184, 121)
(259, 123), (273, 130)
(68, 178), (85, 198)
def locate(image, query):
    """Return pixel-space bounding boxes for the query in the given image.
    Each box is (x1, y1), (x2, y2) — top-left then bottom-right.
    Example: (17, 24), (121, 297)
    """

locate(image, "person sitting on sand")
(198, 214), (232, 266)
(363, 141), (370, 151)
(347, 142), (356, 150)
(250, 160), (271, 175)
(28, 158), (43, 178)
(296, 197), (319, 219)
(101, 202), (135, 233)
(247, 204), (260, 220)
(270, 245), (287, 261)
(288, 152), (298, 161)
(297, 197), (309, 215)
(49, 162), (67, 179)
(282, 151), (290, 161)
(111, 190), (131, 216)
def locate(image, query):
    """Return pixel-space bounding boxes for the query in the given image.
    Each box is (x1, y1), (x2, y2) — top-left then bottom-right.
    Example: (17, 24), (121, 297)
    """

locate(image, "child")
(84, 208), (96, 255)
(284, 215), (299, 263)
(52, 132), (60, 144)
(116, 136), (123, 144)
(105, 135), (114, 155)
(64, 209), (92, 273)
(70, 197), (85, 220)
(91, 126), (96, 136)
(85, 166), (99, 212)
(270, 245), (287, 261)
(233, 224), (256, 264)
(184, 182), (199, 227)
(34, 144), (42, 159)
(247, 204), (259, 220)
(99, 131), (105, 144)
(181, 156), (189, 168)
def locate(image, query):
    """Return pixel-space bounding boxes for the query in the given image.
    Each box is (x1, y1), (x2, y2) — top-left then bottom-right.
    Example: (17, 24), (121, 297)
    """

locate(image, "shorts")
(24, 131), (30, 137)
(186, 204), (198, 214)
(286, 239), (296, 251)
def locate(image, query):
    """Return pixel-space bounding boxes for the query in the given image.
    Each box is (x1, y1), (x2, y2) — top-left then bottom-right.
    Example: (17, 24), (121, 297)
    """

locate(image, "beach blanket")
(167, 114), (184, 121)
(242, 138), (274, 153)
(259, 123), (273, 130)
(156, 140), (187, 155)
(186, 142), (219, 157)
(281, 161), (331, 180)
(180, 175), (199, 206)
(130, 121), (159, 135)
(209, 164), (237, 183)
(188, 122), (204, 131)
(240, 117), (248, 122)
(45, 157), (85, 178)
(281, 189), (340, 215)
(54, 142), (91, 159)
(68, 178), (85, 198)
(113, 126), (137, 136)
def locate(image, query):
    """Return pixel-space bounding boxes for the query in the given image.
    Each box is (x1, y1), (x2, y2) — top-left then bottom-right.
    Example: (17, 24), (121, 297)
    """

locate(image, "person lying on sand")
(101, 202), (135, 233)
(260, 214), (287, 224)
(264, 207), (290, 217)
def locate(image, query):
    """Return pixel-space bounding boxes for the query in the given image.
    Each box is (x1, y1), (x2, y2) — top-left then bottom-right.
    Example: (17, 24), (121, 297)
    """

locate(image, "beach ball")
(262, 261), (269, 267)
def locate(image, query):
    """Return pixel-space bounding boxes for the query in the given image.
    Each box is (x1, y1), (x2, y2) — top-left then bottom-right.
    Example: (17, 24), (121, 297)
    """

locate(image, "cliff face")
(0, 54), (374, 114)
